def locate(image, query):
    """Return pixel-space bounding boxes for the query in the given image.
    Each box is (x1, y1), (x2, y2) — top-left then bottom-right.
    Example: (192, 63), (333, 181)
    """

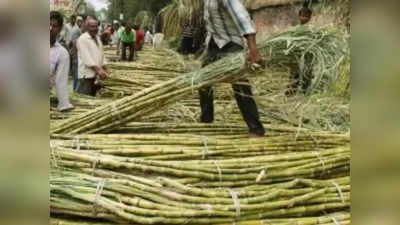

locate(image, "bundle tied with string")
(51, 26), (347, 134)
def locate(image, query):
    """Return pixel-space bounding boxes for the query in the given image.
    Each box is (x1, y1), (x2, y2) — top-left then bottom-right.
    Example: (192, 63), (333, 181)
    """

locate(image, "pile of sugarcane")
(52, 90), (349, 133)
(51, 130), (349, 157)
(104, 46), (200, 73)
(50, 130), (349, 224)
(51, 169), (349, 224)
(50, 25), (350, 224)
(50, 93), (112, 121)
(51, 212), (350, 225)
(98, 69), (180, 98)
(51, 26), (347, 134)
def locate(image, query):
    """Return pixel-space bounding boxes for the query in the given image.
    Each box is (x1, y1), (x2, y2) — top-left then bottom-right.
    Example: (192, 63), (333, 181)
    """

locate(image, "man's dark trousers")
(76, 78), (100, 97)
(199, 39), (265, 135)
(121, 42), (135, 61)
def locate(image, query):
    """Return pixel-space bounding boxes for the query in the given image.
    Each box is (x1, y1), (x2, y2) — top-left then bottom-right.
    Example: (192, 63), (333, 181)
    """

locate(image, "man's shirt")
(136, 30), (144, 45)
(76, 32), (104, 79)
(50, 42), (73, 111)
(120, 30), (136, 43)
(145, 31), (153, 43)
(69, 26), (82, 57)
(204, 0), (256, 48)
(111, 29), (120, 45)
(64, 23), (77, 46)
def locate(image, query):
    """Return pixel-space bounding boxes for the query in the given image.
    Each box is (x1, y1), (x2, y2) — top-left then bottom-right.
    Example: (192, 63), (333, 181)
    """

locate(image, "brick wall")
(252, 1), (349, 37)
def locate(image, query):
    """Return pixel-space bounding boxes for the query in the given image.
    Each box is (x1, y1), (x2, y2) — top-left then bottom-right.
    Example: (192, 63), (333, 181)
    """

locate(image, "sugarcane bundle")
(50, 93), (112, 122)
(51, 147), (349, 183)
(115, 122), (250, 135)
(105, 46), (200, 73)
(51, 211), (350, 225)
(50, 168), (349, 224)
(161, 0), (204, 38)
(51, 26), (347, 134)
(51, 93), (348, 133)
(136, 91), (349, 133)
(98, 69), (181, 98)
(51, 130), (349, 182)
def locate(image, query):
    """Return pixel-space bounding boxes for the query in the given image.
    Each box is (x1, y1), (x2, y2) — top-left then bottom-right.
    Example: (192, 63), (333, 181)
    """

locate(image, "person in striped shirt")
(201, 0), (265, 138)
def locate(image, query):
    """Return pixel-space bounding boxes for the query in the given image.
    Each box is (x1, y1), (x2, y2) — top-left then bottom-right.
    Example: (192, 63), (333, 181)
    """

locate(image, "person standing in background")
(111, 22), (120, 47)
(100, 25), (112, 46)
(287, 1), (313, 96)
(144, 27), (153, 44)
(76, 16), (84, 30)
(50, 11), (74, 111)
(119, 23), (136, 62)
(179, 20), (195, 55)
(64, 15), (77, 48)
(134, 24), (144, 51)
(69, 16), (84, 91)
(76, 18), (108, 96)
(152, 13), (164, 48)
(116, 21), (126, 56)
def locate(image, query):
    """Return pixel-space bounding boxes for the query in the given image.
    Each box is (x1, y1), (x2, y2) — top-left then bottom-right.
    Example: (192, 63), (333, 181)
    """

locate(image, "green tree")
(85, 1), (97, 19)
(106, 0), (171, 24)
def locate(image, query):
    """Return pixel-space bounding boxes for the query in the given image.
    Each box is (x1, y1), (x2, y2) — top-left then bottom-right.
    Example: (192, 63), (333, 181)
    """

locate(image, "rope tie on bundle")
(92, 178), (106, 216)
(92, 153), (101, 176)
(213, 160), (223, 183)
(111, 103), (122, 121)
(201, 137), (209, 160)
(330, 216), (341, 225)
(50, 140), (59, 167)
(331, 181), (345, 203)
(312, 151), (326, 172)
(227, 189), (241, 220)
(256, 169), (266, 183)
(74, 137), (80, 151)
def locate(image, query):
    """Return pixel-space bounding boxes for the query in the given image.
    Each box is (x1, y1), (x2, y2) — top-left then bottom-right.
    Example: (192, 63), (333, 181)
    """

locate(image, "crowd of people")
(49, 0), (313, 138)
(50, 12), (156, 111)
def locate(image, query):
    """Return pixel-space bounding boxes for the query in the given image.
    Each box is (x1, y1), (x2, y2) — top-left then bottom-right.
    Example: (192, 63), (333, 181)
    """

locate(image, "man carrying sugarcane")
(201, 0), (266, 138)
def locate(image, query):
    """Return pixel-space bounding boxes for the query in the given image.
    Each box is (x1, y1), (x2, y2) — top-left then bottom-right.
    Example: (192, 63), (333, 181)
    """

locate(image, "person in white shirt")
(76, 18), (108, 96)
(111, 22), (120, 47)
(50, 11), (74, 111)
(144, 27), (153, 44)
(116, 22), (126, 56)
(64, 15), (77, 47)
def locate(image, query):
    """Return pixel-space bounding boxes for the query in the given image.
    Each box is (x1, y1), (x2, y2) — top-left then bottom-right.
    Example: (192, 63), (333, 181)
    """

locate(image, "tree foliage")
(85, 1), (97, 19)
(106, 0), (171, 24)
